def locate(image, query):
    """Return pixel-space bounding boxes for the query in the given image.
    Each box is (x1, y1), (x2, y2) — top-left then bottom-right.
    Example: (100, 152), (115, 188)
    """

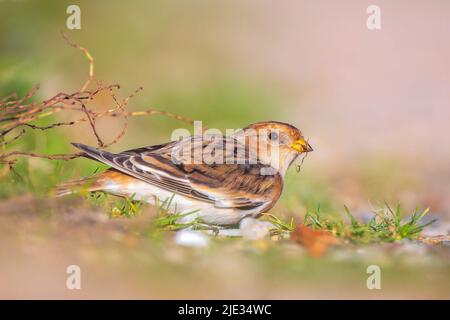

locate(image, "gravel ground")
(0, 195), (449, 299)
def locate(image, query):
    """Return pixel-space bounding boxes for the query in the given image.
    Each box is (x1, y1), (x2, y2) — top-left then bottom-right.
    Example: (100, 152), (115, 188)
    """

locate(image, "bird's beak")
(291, 139), (313, 153)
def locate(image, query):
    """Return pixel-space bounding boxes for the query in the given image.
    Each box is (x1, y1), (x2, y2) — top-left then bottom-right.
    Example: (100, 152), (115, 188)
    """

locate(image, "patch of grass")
(152, 211), (197, 231)
(151, 194), (202, 231)
(302, 203), (436, 244)
(87, 191), (145, 218)
(110, 193), (144, 218)
(264, 214), (295, 237)
(116, 195), (436, 245)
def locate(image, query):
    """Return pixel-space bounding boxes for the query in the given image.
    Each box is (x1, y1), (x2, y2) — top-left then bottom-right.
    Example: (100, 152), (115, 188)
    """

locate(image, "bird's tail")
(55, 176), (101, 197)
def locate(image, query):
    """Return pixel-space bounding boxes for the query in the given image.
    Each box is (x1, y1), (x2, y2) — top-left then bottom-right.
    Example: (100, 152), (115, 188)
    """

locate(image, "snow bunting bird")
(57, 121), (313, 225)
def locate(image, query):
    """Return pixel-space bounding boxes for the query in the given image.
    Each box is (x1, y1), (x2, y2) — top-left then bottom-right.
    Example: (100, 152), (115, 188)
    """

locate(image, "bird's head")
(240, 121), (313, 175)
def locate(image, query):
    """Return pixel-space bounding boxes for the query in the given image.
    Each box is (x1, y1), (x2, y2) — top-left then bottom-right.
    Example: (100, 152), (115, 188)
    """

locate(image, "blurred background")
(1, 0), (449, 299)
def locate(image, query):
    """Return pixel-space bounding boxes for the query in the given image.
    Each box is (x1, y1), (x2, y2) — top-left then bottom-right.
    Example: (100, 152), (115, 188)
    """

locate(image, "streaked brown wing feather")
(71, 136), (282, 211)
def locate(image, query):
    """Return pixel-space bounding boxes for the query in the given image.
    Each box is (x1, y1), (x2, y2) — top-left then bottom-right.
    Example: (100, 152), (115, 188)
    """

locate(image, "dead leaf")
(291, 224), (338, 257)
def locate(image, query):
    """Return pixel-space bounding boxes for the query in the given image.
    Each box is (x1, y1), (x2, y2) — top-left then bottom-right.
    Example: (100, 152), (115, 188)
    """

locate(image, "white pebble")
(239, 217), (271, 240)
(174, 230), (209, 248)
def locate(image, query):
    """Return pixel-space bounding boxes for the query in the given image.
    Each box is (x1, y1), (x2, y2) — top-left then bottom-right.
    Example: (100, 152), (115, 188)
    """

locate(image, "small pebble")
(239, 217), (271, 240)
(174, 230), (209, 248)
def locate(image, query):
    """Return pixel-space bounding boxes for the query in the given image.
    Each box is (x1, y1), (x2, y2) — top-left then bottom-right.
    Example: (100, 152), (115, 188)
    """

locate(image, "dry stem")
(0, 32), (195, 171)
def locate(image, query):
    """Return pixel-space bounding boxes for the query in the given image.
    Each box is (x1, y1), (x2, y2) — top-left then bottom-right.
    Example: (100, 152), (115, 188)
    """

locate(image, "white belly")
(103, 180), (254, 225)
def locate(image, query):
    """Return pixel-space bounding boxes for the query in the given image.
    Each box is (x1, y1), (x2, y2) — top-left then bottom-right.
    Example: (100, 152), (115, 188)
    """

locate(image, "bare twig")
(0, 33), (196, 175)
(2, 129), (26, 146)
(61, 31), (94, 91)
(0, 151), (82, 162)
(81, 103), (104, 147)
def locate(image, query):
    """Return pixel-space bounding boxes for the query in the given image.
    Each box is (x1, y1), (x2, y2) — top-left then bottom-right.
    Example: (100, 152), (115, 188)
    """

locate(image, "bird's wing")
(71, 135), (282, 211)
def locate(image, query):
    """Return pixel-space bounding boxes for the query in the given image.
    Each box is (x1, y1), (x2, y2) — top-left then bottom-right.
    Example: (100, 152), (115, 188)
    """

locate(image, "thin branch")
(0, 32), (197, 175)
(61, 31), (94, 91)
(0, 151), (82, 161)
(2, 129), (26, 145)
(81, 103), (104, 147)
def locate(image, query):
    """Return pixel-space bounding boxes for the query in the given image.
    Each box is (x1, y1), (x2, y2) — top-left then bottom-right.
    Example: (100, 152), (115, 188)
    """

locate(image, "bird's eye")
(268, 131), (278, 141)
